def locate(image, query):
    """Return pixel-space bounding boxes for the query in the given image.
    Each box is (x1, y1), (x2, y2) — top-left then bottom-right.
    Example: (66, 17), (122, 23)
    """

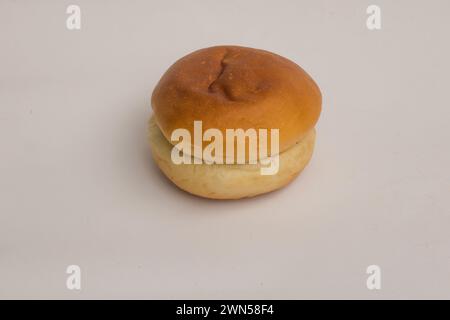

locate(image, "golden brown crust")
(151, 45), (321, 156)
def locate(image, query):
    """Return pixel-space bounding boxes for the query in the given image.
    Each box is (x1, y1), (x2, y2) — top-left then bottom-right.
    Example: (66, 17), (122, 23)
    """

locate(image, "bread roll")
(149, 45), (321, 199)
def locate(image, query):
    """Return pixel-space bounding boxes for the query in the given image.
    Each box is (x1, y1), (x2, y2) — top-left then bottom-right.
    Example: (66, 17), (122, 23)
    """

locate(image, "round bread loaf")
(149, 45), (322, 199)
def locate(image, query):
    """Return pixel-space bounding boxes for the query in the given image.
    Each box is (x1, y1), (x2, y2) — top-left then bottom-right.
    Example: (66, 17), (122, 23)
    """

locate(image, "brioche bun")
(149, 45), (321, 199)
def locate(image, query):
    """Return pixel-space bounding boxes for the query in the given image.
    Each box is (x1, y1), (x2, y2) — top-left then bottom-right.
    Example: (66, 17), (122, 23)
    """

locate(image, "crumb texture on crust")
(148, 117), (316, 199)
(151, 45), (321, 158)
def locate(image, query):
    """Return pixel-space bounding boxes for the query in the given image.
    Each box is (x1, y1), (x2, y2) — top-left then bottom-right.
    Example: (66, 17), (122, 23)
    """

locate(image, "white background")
(1, 0), (449, 299)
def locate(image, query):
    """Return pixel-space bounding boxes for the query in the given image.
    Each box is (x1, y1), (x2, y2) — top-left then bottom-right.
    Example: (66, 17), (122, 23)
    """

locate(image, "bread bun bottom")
(148, 116), (315, 199)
